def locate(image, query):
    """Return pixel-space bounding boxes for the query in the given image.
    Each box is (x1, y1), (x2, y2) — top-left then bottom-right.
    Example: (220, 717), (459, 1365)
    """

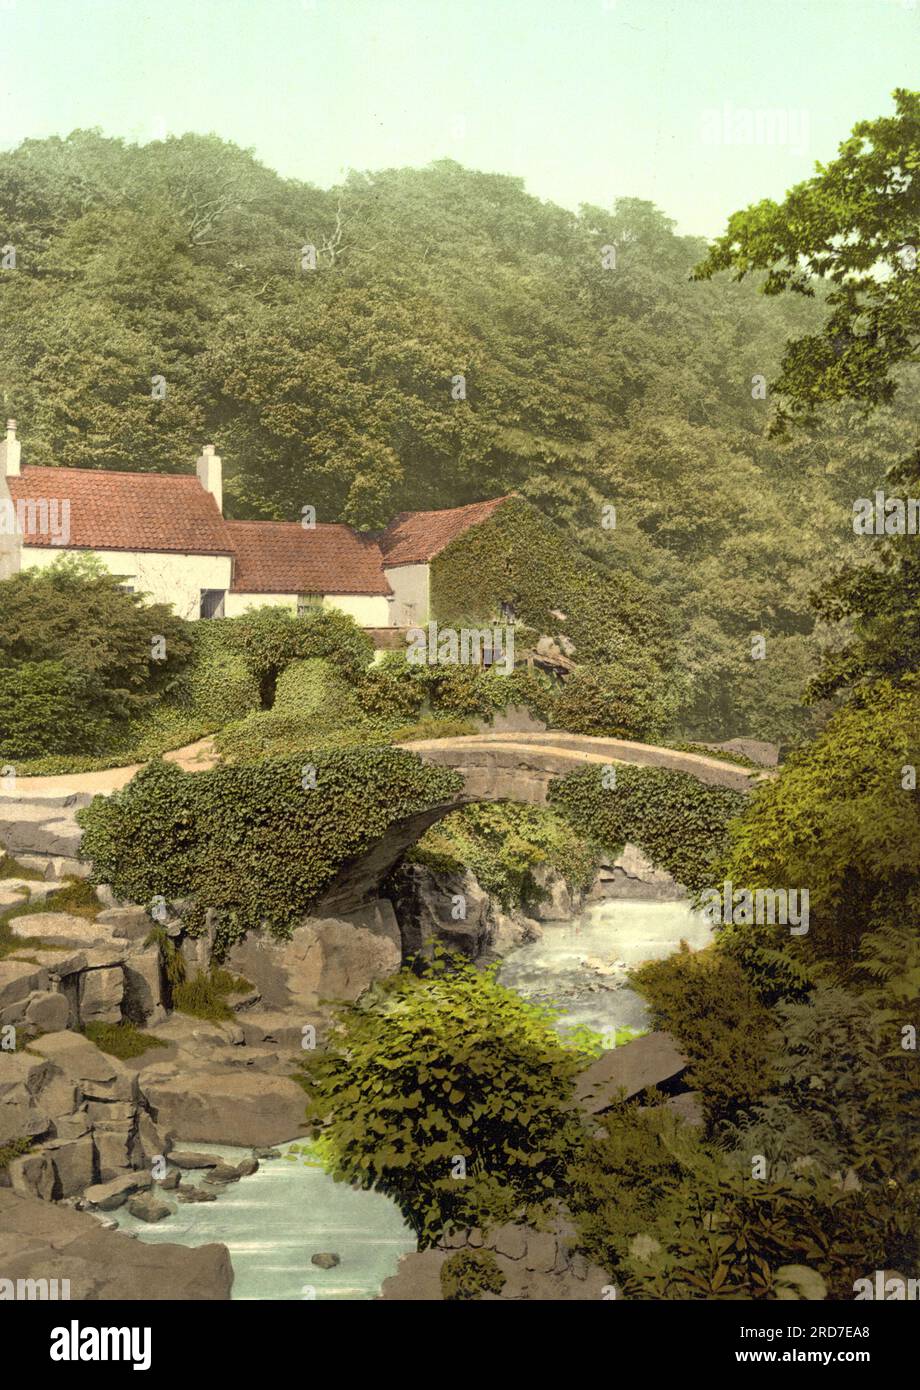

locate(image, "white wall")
(0, 476), (21, 581)
(223, 591), (298, 618)
(384, 563), (430, 626)
(225, 592), (392, 626)
(21, 547), (232, 620)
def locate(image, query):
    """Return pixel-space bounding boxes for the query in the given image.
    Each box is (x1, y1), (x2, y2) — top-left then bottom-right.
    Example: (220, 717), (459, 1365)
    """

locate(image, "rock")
(575, 1032), (689, 1114)
(8, 912), (110, 948)
(121, 946), (166, 1026)
(44, 1134), (95, 1198)
(127, 1193), (174, 1223)
(78, 966), (124, 1025)
(235, 1156), (259, 1177)
(226, 914), (401, 1012)
(84, 1173), (152, 1211)
(311, 1252), (340, 1269)
(24, 991), (70, 1032)
(491, 1224), (528, 1260)
(524, 1231), (558, 1272)
(202, 1163), (241, 1185)
(138, 1066), (307, 1147)
(176, 1185), (218, 1203)
(589, 843), (685, 903)
(8, 1150), (56, 1201)
(253, 1147), (281, 1160)
(236, 1010), (311, 1051)
(30, 1031), (138, 1104)
(0, 1188), (233, 1298)
(530, 866), (574, 921)
(96, 906), (154, 940)
(386, 863), (493, 959)
(0, 958), (49, 1014)
(158, 1169), (181, 1190)
(167, 1151), (224, 1169)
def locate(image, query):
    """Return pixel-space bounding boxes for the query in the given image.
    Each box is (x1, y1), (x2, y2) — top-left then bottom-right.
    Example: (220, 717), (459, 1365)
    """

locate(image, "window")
(200, 589), (226, 620)
(297, 593), (324, 617)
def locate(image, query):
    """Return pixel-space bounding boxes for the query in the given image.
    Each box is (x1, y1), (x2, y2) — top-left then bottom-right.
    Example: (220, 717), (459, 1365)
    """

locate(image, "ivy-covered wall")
(429, 495), (674, 672)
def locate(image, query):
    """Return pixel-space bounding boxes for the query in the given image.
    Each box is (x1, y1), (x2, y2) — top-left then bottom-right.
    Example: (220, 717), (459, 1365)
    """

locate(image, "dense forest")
(2, 130), (918, 742)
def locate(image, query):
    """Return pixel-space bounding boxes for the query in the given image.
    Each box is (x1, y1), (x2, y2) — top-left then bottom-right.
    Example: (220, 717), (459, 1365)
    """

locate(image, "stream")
(110, 898), (706, 1298)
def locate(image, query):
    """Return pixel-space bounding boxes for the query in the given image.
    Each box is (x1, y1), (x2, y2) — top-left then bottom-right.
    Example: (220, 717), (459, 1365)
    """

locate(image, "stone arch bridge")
(314, 731), (767, 915)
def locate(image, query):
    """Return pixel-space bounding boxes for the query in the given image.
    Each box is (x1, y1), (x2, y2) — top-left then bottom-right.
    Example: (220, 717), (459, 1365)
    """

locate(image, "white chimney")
(0, 420), (21, 477)
(196, 443), (222, 514)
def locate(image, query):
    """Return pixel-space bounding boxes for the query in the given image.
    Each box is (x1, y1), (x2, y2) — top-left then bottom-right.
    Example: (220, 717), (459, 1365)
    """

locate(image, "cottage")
(0, 421), (510, 636)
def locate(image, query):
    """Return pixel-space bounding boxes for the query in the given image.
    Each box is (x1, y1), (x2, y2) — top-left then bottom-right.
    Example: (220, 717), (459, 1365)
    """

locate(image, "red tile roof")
(377, 496), (511, 566)
(225, 521), (392, 595)
(7, 462), (509, 595)
(9, 466), (232, 555)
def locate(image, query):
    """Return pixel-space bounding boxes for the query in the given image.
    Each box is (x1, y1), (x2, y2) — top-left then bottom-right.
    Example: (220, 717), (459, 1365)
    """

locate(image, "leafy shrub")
(548, 763), (746, 893)
(553, 659), (677, 741)
(356, 652), (557, 727)
(77, 749), (462, 945)
(631, 944), (779, 1133)
(216, 604), (374, 703)
(0, 554), (193, 758)
(712, 677), (920, 967)
(215, 657), (367, 762)
(440, 1248), (506, 1300)
(301, 954), (591, 1246)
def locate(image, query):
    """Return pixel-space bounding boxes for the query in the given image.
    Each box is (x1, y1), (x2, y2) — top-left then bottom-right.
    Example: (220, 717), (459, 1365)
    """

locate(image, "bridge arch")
(314, 732), (766, 915)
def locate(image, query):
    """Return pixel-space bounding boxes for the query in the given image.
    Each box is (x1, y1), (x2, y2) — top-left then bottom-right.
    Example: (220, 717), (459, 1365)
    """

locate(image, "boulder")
(29, 1031), (138, 1104)
(8, 912), (112, 948)
(575, 1032), (689, 1114)
(226, 915), (401, 1013)
(43, 1134), (95, 1198)
(24, 991), (70, 1032)
(202, 1162), (241, 1186)
(79, 965), (124, 1025)
(84, 1172), (152, 1211)
(127, 1193), (174, 1223)
(386, 863), (493, 959)
(168, 1151), (223, 1169)
(139, 1064), (307, 1147)
(0, 1188), (233, 1298)
(96, 906), (155, 940)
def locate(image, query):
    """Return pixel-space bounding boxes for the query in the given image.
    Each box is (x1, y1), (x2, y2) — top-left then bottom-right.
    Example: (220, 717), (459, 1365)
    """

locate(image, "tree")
(0, 554), (193, 757)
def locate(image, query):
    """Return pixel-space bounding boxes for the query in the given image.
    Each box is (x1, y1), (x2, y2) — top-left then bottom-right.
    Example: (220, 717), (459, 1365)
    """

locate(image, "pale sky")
(0, 0), (915, 236)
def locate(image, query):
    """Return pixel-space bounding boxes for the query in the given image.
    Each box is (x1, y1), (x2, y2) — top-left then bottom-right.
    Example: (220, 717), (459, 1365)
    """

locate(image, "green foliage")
(83, 1022), (168, 1059)
(0, 1137), (34, 1170)
(440, 1248), (506, 1301)
(553, 659), (677, 742)
(631, 945), (779, 1134)
(218, 606), (374, 694)
(411, 802), (600, 912)
(77, 749), (462, 945)
(711, 678), (920, 968)
(548, 763), (747, 894)
(0, 555), (193, 758)
(301, 953), (591, 1246)
(431, 494), (674, 676)
(215, 657), (367, 762)
(173, 967), (251, 1021)
(694, 88), (920, 431)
